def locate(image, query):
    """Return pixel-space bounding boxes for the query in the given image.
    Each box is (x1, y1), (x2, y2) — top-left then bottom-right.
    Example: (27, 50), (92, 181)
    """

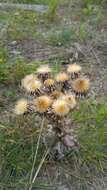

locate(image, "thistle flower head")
(61, 94), (76, 109)
(51, 90), (63, 100)
(24, 79), (42, 93)
(44, 79), (55, 87)
(34, 95), (52, 113)
(36, 65), (51, 74)
(52, 99), (70, 116)
(14, 99), (28, 115)
(72, 78), (90, 93)
(55, 72), (69, 83)
(67, 64), (81, 73)
(21, 74), (37, 89)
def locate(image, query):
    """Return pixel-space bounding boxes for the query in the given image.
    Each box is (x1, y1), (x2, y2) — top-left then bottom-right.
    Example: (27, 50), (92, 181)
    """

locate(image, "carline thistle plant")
(14, 64), (90, 148)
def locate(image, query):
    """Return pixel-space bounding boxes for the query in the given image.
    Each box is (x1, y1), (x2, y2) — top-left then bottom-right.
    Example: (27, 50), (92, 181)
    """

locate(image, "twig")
(28, 117), (45, 189)
(91, 48), (101, 65)
(29, 148), (50, 190)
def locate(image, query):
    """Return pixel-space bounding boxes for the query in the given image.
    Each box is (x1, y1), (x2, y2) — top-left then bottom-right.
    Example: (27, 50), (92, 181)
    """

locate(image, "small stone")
(10, 50), (21, 55)
(62, 134), (76, 147)
(10, 41), (17, 45)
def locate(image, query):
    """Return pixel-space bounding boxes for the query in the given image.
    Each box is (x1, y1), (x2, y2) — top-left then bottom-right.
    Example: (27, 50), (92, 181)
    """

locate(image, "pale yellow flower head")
(24, 79), (42, 92)
(67, 64), (81, 73)
(72, 78), (90, 93)
(34, 95), (52, 113)
(61, 94), (76, 109)
(14, 99), (28, 115)
(52, 99), (70, 116)
(55, 72), (69, 83)
(21, 74), (37, 89)
(37, 65), (51, 74)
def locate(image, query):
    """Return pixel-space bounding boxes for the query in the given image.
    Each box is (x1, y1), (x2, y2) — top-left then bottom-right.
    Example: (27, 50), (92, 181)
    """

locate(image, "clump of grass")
(0, 58), (48, 85)
(0, 58), (29, 85)
(46, 0), (58, 21)
(7, 10), (39, 40)
(0, 114), (47, 189)
(0, 98), (107, 189)
(47, 28), (75, 46)
(73, 99), (107, 163)
(71, 99), (107, 174)
(5, 0), (50, 4)
(0, 44), (8, 64)
(78, 23), (87, 42)
(83, 0), (105, 6)
(82, 4), (94, 16)
(53, 99), (107, 189)
(82, 2), (104, 25)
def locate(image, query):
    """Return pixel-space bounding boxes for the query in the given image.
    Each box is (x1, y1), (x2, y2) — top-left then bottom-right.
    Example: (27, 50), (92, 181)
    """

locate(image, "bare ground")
(7, 39), (107, 98)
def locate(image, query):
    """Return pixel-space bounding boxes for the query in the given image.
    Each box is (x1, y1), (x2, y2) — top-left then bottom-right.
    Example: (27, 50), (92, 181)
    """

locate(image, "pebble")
(10, 50), (21, 55)
(10, 41), (17, 45)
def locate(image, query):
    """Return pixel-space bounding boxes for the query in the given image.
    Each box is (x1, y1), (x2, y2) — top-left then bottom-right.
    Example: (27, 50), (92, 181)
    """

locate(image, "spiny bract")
(44, 79), (55, 87)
